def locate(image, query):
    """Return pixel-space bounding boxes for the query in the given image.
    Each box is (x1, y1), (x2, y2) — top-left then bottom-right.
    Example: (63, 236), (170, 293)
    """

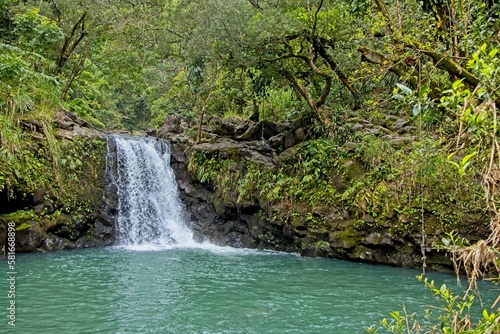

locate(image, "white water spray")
(107, 135), (195, 250)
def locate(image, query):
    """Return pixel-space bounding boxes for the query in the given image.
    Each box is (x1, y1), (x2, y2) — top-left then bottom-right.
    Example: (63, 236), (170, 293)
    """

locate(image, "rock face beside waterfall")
(156, 115), (489, 271)
(0, 111), (114, 254)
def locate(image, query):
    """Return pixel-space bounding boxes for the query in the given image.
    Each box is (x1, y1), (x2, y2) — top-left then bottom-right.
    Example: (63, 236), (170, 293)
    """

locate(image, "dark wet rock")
(392, 118), (408, 131)
(157, 114), (185, 136)
(238, 120), (279, 141)
(94, 220), (113, 237)
(277, 122), (293, 132)
(364, 232), (393, 246)
(105, 183), (119, 212)
(269, 133), (284, 150)
(33, 189), (44, 205)
(293, 128), (307, 142)
(16, 221), (42, 252)
(41, 234), (76, 251)
(146, 114), (486, 272)
(212, 118), (248, 137)
(0, 224), (6, 255)
(169, 141), (188, 163)
(396, 126), (416, 134)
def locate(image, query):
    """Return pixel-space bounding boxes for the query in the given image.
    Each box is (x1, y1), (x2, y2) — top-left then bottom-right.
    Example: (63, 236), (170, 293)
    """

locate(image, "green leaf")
(412, 103), (422, 116)
(395, 83), (412, 95)
(479, 43), (487, 53)
(392, 93), (405, 101)
(417, 83), (429, 99)
(302, 175), (313, 183)
(452, 79), (464, 91)
(489, 48), (498, 59)
(460, 151), (477, 167)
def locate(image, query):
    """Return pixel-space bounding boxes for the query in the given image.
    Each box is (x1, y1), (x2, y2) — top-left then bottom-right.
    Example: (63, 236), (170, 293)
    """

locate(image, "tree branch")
(404, 40), (480, 87)
(61, 41), (90, 100)
(57, 12), (87, 73)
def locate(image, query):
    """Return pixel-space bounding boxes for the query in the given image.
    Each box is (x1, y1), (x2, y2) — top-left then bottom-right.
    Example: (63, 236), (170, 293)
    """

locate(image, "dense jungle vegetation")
(1, 0), (499, 331)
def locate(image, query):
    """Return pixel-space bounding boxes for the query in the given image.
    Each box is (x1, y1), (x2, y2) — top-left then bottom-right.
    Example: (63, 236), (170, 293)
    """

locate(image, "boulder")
(269, 133), (284, 150)
(277, 122), (293, 132)
(212, 118), (248, 137)
(277, 146), (298, 165)
(293, 127), (307, 142)
(16, 221), (42, 252)
(55, 109), (87, 127)
(191, 138), (243, 159)
(33, 189), (44, 205)
(41, 234), (76, 251)
(248, 151), (276, 169)
(381, 134), (415, 148)
(392, 118), (408, 131)
(157, 114), (186, 137)
(364, 232), (393, 246)
(237, 120), (279, 141)
(283, 131), (296, 149)
(396, 126), (416, 134)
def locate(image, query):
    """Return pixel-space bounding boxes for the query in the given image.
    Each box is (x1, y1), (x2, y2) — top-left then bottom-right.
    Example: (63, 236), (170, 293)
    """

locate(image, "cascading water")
(106, 135), (195, 249)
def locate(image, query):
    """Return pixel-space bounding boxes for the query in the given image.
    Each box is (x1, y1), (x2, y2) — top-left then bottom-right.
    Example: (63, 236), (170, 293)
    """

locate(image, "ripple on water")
(3, 247), (497, 334)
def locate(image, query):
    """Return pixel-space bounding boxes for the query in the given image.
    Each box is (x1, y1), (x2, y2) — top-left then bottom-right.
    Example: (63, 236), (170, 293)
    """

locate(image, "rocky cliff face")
(156, 115), (489, 271)
(0, 109), (114, 254)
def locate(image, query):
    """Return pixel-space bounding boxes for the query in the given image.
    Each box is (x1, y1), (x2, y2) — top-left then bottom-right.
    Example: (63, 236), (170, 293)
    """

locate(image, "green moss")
(330, 227), (363, 249)
(312, 240), (330, 251)
(0, 210), (35, 225)
(342, 160), (365, 184)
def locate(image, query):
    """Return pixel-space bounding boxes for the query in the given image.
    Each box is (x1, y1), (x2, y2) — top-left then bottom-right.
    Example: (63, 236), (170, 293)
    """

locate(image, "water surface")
(2, 246), (496, 334)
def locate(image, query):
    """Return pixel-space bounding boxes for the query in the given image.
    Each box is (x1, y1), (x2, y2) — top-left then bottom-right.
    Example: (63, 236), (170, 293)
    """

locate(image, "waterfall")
(106, 135), (195, 249)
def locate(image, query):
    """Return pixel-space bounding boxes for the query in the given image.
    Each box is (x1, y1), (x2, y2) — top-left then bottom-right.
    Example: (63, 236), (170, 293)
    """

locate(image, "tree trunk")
(61, 41), (89, 100)
(358, 46), (441, 100)
(57, 12), (87, 74)
(196, 105), (205, 144)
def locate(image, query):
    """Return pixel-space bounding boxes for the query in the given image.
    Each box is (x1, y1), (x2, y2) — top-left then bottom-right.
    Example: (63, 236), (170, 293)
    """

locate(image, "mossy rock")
(16, 221), (44, 252)
(329, 228), (363, 249)
(342, 160), (365, 183)
(0, 210), (36, 226)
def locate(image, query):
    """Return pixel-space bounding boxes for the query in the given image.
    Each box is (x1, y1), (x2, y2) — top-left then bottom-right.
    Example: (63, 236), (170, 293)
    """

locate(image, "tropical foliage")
(1, 0), (499, 331)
